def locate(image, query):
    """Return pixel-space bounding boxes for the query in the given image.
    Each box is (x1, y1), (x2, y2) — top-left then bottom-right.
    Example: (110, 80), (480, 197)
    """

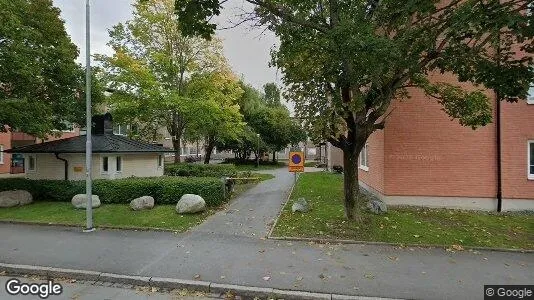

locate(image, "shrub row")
(0, 177), (226, 207)
(164, 163), (238, 178)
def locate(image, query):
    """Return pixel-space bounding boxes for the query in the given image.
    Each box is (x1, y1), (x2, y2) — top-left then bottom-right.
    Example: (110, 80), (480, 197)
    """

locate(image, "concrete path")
(0, 276), (214, 300)
(192, 168), (293, 237)
(0, 169), (532, 300)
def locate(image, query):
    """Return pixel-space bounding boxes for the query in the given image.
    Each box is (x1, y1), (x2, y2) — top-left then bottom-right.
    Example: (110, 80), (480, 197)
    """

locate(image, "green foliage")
(174, 0), (533, 219)
(0, 0), (104, 137)
(164, 163), (238, 177)
(0, 177), (226, 207)
(97, 0), (229, 159)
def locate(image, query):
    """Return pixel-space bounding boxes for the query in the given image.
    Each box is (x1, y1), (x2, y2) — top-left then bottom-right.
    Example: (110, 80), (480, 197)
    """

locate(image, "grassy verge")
(0, 202), (210, 231)
(273, 172), (534, 250)
(0, 180), (265, 231)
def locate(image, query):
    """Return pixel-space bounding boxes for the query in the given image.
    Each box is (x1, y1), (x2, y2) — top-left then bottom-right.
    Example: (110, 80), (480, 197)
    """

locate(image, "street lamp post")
(256, 134), (260, 168)
(84, 0), (94, 232)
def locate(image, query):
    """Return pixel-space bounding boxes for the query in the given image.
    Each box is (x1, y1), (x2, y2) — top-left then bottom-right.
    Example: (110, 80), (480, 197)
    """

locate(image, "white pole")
(84, 0), (94, 232)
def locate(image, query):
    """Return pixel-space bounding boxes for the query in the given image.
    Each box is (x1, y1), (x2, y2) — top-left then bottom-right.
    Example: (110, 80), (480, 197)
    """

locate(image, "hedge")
(0, 177), (226, 207)
(164, 163), (238, 178)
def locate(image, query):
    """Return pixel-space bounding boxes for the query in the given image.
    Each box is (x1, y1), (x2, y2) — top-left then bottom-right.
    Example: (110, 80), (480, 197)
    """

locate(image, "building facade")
(328, 72), (534, 211)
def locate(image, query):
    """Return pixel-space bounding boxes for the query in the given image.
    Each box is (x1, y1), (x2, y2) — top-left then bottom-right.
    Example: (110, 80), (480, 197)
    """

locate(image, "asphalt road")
(0, 168), (532, 300)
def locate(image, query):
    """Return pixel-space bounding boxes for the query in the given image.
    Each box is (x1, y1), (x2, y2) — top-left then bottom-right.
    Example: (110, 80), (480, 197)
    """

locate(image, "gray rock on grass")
(367, 199), (387, 214)
(292, 197), (310, 213)
(72, 194), (101, 209)
(0, 190), (33, 208)
(130, 196), (155, 211)
(176, 194), (206, 214)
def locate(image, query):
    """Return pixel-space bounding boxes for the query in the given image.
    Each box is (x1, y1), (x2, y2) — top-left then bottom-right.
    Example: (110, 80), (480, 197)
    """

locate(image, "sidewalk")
(0, 170), (532, 300)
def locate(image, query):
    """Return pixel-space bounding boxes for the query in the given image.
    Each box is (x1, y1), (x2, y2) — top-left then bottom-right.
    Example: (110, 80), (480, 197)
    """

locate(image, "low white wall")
(359, 181), (534, 212)
(24, 153), (164, 181)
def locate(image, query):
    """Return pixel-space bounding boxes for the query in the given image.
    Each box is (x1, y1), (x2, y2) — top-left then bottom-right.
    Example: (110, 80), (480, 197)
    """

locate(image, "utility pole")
(84, 0), (94, 232)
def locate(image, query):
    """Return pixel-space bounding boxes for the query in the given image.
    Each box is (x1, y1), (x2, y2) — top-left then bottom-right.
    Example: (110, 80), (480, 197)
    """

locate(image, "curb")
(267, 236), (534, 254)
(266, 174), (297, 237)
(0, 262), (399, 300)
(0, 220), (181, 233)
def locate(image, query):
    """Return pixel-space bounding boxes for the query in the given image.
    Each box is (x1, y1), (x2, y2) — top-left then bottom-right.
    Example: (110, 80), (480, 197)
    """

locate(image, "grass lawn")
(0, 181), (264, 231)
(0, 202), (210, 231)
(273, 172), (534, 250)
(232, 162), (286, 171)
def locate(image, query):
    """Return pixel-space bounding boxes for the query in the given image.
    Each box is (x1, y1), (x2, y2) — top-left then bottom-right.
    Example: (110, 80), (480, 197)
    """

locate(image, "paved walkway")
(0, 169), (532, 300)
(0, 276), (214, 300)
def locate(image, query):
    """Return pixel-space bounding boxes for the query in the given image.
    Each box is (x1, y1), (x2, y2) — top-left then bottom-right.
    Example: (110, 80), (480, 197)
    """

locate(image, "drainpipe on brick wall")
(54, 153), (68, 181)
(496, 91), (503, 212)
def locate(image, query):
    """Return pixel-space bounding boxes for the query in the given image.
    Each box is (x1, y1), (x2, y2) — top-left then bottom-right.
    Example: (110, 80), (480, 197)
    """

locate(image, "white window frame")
(359, 143), (369, 171)
(116, 156), (122, 173)
(27, 155), (36, 172)
(529, 141), (534, 180)
(113, 124), (130, 136)
(527, 84), (534, 104)
(0, 145), (3, 165)
(101, 156), (110, 174)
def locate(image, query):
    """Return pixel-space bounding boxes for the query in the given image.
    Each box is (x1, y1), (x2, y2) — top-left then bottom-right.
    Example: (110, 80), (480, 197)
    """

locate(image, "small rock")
(292, 198), (309, 213)
(176, 194), (206, 214)
(71, 194), (100, 209)
(366, 199), (387, 214)
(130, 196), (155, 211)
(0, 190), (33, 208)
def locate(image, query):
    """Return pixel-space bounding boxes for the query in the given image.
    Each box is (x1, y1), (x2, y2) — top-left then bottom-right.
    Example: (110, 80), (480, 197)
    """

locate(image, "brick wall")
(358, 130), (385, 194)
(501, 100), (534, 199)
(383, 72), (497, 198)
(0, 132), (11, 174)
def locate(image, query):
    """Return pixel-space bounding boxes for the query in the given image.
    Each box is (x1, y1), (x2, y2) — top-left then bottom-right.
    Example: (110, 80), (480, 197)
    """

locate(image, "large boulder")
(0, 190), (33, 208)
(71, 194), (101, 209)
(176, 194), (206, 214)
(130, 196), (155, 211)
(367, 199), (387, 214)
(292, 198), (310, 213)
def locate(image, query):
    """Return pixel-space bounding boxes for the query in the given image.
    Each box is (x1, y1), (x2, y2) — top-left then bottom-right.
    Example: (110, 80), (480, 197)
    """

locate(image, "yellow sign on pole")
(288, 151), (305, 173)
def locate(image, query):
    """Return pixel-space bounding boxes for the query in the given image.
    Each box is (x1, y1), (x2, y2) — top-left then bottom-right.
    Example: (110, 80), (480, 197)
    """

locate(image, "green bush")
(0, 177), (226, 207)
(164, 163), (238, 178)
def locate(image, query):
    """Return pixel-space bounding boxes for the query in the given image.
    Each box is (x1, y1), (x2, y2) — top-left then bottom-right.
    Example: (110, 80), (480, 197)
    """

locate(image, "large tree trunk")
(204, 140), (215, 164)
(173, 137), (181, 163)
(342, 146), (361, 221)
(272, 151), (276, 162)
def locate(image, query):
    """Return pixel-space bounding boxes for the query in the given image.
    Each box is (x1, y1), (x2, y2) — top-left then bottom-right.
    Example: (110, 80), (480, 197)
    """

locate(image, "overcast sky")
(52, 0), (281, 90)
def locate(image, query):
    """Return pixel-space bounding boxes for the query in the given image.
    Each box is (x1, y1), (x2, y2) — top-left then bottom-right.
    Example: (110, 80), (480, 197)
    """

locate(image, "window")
(27, 155), (36, 172)
(0, 145), (3, 165)
(116, 156), (122, 173)
(113, 124), (129, 136)
(529, 141), (534, 180)
(158, 155), (164, 168)
(527, 84), (534, 104)
(359, 144), (369, 171)
(101, 156), (109, 173)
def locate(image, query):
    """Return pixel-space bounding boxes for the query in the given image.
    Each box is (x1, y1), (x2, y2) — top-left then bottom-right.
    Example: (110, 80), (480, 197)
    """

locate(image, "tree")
(175, 0), (533, 220)
(185, 71), (245, 164)
(0, 0), (95, 137)
(263, 82), (281, 107)
(97, 0), (225, 162)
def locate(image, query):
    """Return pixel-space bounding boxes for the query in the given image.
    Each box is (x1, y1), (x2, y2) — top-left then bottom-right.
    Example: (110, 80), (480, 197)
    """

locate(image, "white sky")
(52, 0), (281, 91)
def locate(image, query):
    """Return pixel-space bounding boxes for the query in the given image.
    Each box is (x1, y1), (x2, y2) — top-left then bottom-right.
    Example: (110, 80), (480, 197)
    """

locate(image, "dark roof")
(6, 134), (171, 154)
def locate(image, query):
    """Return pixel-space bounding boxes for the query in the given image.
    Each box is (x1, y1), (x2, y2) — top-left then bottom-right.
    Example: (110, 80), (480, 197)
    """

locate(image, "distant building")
(6, 113), (170, 180)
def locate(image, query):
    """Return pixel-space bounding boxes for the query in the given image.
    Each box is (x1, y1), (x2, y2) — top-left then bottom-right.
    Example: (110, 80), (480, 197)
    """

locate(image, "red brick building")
(328, 72), (534, 211)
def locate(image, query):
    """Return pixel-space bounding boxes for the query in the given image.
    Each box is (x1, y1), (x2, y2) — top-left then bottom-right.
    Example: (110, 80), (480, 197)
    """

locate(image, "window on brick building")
(359, 143), (369, 171)
(528, 84), (534, 104)
(529, 141), (534, 180)
(0, 145), (4, 164)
